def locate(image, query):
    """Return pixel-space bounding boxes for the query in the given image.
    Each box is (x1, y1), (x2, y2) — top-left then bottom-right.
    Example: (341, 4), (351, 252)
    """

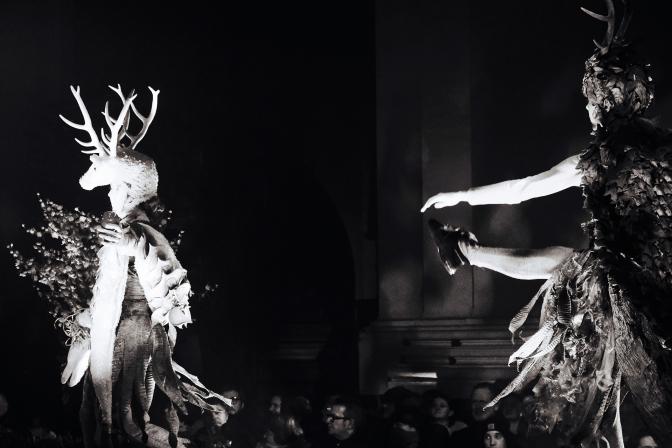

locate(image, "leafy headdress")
(581, 0), (654, 120)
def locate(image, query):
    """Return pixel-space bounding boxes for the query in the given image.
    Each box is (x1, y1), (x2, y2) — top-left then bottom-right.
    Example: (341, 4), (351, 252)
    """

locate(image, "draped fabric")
(62, 208), (231, 446)
(87, 243), (129, 434)
(489, 118), (672, 446)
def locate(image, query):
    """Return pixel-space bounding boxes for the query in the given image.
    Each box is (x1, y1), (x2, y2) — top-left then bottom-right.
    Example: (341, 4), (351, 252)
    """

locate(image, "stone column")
(418, 0), (474, 319)
(376, 0), (474, 321)
(363, 0), (476, 394)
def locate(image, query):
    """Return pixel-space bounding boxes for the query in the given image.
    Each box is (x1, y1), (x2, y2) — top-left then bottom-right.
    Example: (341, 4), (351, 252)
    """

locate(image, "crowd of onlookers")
(0, 384), (663, 448)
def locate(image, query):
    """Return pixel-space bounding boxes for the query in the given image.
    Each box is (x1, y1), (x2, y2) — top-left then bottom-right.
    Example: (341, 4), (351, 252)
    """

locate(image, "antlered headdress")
(581, 0), (654, 118)
(60, 85), (160, 209)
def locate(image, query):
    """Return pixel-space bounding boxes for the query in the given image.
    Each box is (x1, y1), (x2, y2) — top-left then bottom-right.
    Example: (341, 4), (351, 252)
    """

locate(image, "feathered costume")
(492, 118), (672, 446)
(68, 209), (230, 446)
(486, 6), (672, 446)
(57, 85), (231, 447)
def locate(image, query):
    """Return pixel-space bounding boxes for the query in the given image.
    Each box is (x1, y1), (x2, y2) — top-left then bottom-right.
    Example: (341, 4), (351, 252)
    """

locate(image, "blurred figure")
(470, 383), (499, 423)
(219, 389), (254, 448)
(519, 394), (535, 426)
(223, 389), (244, 416)
(211, 406), (230, 427)
(321, 397), (367, 448)
(480, 418), (518, 448)
(256, 411), (310, 448)
(188, 403), (231, 448)
(28, 417), (58, 446)
(453, 383), (501, 445)
(381, 387), (419, 420)
(633, 433), (658, 448)
(422, 391), (450, 447)
(253, 392), (311, 448)
(388, 406), (420, 448)
(370, 387), (420, 448)
(286, 396), (311, 422)
(257, 416), (291, 448)
(483, 424), (506, 448)
(269, 395), (283, 416)
(499, 394), (523, 436)
(516, 393), (559, 448)
(286, 396), (320, 444)
(420, 390), (466, 447)
(429, 390), (467, 435)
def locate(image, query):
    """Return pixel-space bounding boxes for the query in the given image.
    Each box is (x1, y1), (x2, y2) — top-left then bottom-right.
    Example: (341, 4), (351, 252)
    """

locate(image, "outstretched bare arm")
(421, 155), (581, 212)
(462, 244), (574, 280)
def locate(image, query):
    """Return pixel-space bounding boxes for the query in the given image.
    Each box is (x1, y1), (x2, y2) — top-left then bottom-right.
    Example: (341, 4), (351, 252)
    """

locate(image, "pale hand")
(95, 222), (126, 246)
(421, 192), (464, 212)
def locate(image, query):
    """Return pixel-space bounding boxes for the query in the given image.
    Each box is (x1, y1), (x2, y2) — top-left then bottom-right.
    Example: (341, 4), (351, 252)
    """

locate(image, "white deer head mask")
(60, 85), (160, 215)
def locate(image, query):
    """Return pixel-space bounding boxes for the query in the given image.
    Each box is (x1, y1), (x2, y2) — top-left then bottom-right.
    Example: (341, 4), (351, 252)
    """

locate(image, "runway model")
(422, 2), (672, 446)
(58, 85), (230, 447)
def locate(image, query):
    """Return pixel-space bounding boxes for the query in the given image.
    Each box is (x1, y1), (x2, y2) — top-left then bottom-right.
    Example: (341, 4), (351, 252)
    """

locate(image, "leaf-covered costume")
(42, 84), (230, 447)
(493, 117), (672, 446)
(63, 208), (230, 447)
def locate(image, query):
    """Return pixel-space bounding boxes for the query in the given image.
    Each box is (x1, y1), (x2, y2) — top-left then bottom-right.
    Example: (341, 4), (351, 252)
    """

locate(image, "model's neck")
(603, 111), (644, 129)
(111, 203), (148, 224)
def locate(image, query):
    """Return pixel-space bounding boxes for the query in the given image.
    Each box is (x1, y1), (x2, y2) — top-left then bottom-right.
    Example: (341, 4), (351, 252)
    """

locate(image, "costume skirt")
(488, 250), (672, 446)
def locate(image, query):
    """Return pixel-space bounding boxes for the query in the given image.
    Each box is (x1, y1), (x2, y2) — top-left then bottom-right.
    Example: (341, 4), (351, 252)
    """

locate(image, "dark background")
(2, 0), (672, 432)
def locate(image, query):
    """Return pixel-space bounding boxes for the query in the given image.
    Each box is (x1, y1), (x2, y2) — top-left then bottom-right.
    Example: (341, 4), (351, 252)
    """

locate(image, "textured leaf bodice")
(578, 118), (672, 292)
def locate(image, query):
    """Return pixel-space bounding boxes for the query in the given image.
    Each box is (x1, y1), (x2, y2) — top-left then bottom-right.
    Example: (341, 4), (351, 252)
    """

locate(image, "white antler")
(62, 84), (156, 159)
(105, 85), (133, 147)
(102, 84), (136, 157)
(59, 86), (107, 156)
(128, 87), (160, 150)
(107, 85), (159, 150)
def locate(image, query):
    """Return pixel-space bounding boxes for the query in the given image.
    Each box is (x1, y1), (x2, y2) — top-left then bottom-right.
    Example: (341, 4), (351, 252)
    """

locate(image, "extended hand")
(421, 192), (464, 212)
(95, 222), (126, 246)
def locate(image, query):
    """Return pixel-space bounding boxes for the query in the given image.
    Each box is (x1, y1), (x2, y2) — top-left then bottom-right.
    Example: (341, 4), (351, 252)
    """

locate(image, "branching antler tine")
(107, 84), (135, 145)
(108, 93), (137, 157)
(59, 114), (87, 130)
(615, 0), (631, 40)
(76, 138), (109, 156)
(593, 39), (607, 52)
(128, 87), (160, 150)
(604, 0), (615, 48)
(60, 85), (105, 155)
(109, 84), (125, 102)
(102, 101), (116, 130)
(129, 102), (143, 120)
(107, 85), (127, 127)
(580, 7), (609, 22)
(100, 128), (111, 147)
(74, 137), (100, 148)
(122, 104), (132, 132)
(581, 0), (615, 54)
